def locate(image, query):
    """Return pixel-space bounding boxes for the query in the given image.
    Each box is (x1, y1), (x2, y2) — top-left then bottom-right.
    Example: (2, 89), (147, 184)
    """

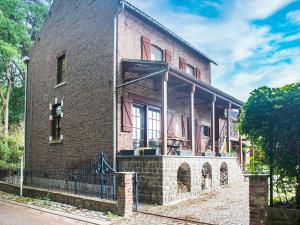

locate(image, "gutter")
(112, 2), (125, 171)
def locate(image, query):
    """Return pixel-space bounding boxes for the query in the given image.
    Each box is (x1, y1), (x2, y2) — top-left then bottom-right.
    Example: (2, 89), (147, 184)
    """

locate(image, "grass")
(106, 211), (119, 220)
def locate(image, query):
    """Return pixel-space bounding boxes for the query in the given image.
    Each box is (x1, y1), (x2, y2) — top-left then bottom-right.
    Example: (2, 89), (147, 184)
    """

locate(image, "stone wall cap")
(244, 173), (270, 177)
(117, 155), (238, 160)
(117, 172), (136, 175)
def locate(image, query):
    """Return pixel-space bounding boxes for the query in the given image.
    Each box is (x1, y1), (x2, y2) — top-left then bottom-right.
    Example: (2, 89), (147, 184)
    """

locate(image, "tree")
(0, 0), (29, 137)
(239, 83), (300, 208)
(0, 0), (50, 137)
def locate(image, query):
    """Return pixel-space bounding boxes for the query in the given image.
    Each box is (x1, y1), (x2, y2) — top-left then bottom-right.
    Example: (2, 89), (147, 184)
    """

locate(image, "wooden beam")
(211, 95), (216, 154)
(190, 84), (195, 155)
(162, 72), (168, 155)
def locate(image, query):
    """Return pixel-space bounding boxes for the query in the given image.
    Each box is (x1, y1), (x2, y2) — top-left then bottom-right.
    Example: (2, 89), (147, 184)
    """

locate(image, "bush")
(0, 126), (23, 169)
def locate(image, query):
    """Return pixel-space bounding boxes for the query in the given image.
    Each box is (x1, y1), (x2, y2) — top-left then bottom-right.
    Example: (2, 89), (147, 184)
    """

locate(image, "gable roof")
(120, 0), (217, 65)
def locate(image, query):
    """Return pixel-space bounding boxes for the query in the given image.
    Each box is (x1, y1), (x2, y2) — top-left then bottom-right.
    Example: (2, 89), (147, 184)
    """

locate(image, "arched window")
(186, 64), (195, 76)
(177, 163), (191, 193)
(150, 45), (163, 61)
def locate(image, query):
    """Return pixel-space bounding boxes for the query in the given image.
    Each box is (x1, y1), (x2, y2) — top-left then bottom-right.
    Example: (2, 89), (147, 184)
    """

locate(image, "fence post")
(247, 174), (269, 225)
(117, 172), (133, 216)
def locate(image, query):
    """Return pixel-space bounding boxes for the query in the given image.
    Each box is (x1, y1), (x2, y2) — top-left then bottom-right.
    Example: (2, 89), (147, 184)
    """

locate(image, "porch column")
(226, 102), (232, 155)
(211, 95), (216, 153)
(190, 84), (195, 155)
(239, 134), (243, 168)
(162, 72), (168, 155)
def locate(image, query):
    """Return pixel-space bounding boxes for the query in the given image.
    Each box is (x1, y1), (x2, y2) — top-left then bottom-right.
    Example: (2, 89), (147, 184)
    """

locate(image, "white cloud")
(287, 10), (300, 24)
(127, 0), (297, 101)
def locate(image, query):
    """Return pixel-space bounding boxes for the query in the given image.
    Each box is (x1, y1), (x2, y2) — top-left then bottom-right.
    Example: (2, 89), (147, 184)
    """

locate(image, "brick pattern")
(248, 175), (268, 225)
(26, 0), (119, 175)
(117, 172), (134, 216)
(116, 9), (217, 153)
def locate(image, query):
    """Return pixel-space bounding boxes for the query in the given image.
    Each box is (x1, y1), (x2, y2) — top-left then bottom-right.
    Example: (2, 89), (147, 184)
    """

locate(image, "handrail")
(218, 121), (227, 153)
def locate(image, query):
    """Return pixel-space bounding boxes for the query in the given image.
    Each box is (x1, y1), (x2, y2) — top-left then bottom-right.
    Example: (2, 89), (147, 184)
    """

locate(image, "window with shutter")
(179, 57), (187, 71)
(122, 95), (133, 132)
(141, 36), (151, 60)
(167, 111), (175, 137)
(165, 49), (172, 64)
(196, 68), (201, 79)
(195, 120), (201, 154)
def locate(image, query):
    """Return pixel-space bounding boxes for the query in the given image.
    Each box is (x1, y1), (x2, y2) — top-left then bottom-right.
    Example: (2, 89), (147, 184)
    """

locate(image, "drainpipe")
(22, 56), (30, 196)
(113, 2), (125, 171)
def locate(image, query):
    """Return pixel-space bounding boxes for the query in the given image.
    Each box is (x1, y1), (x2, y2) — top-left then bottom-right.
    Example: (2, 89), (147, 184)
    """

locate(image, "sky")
(127, 0), (300, 101)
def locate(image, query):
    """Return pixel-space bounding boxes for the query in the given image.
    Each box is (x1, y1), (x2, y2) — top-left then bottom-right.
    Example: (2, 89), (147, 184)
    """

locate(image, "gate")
(69, 151), (117, 200)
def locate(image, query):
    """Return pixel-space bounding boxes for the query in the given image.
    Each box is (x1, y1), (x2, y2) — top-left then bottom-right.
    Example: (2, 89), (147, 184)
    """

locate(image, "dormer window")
(186, 64), (195, 76)
(150, 45), (163, 61)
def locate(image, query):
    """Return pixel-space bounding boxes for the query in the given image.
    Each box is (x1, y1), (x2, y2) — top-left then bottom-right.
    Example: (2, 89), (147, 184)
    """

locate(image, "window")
(52, 104), (62, 140)
(186, 64), (195, 76)
(132, 104), (146, 149)
(202, 125), (211, 137)
(132, 104), (161, 149)
(147, 108), (161, 141)
(57, 54), (66, 84)
(150, 45), (163, 61)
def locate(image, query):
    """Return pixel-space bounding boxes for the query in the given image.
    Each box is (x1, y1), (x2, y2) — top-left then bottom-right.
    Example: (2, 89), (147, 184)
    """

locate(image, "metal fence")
(0, 152), (118, 201)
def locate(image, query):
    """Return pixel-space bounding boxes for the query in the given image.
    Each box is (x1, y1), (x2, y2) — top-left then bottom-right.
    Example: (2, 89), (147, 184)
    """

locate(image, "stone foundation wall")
(118, 156), (244, 205)
(118, 156), (163, 204)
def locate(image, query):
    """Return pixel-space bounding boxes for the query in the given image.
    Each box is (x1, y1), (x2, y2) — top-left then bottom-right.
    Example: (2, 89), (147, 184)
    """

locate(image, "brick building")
(25, 0), (245, 204)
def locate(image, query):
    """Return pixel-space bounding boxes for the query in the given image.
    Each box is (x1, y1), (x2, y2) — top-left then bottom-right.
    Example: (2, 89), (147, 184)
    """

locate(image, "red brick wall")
(26, 0), (119, 175)
(116, 11), (212, 152)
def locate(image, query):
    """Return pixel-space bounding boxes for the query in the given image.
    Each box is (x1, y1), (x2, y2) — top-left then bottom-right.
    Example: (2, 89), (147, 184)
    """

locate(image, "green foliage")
(9, 85), (24, 124)
(0, 126), (23, 168)
(239, 82), (300, 207)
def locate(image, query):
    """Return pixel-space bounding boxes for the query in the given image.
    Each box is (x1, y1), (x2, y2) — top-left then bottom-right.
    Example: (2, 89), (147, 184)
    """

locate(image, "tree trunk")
(2, 99), (9, 137)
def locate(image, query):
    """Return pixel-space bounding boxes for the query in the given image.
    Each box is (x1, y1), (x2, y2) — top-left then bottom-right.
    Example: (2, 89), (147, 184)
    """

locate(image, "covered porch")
(117, 59), (244, 166)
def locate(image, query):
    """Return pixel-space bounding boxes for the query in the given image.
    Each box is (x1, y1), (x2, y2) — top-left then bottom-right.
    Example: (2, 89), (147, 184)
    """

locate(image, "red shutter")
(141, 36), (151, 60)
(179, 57), (187, 71)
(122, 95), (133, 132)
(196, 68), (201, 79)
(195, 120), (201, 155)
(167, 111), (175, 137)
(186, 116), (191, 140)
(165, 49), (172, 64)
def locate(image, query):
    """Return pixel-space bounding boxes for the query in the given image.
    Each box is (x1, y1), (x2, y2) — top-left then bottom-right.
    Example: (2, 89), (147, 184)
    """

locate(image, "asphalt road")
(0, 200), (93, 225)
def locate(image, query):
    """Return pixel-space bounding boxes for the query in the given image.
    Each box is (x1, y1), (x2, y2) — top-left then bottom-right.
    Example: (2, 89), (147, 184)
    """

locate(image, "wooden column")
(227, 102), (231, 154)
(190, 84), (195, 155)
(211, 95), (216, 153)
(239, 134), (243, 168)
(162, 72), (168, 155)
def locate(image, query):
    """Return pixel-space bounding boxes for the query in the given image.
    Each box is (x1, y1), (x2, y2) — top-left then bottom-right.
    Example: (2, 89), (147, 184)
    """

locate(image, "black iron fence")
(0, 152), (118, 201)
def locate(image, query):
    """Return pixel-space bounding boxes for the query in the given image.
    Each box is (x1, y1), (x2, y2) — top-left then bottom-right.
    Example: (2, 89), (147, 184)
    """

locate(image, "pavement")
(0, 200), (104, 225)
(116, 181), (249, 225)
(0, 181), (249, 225)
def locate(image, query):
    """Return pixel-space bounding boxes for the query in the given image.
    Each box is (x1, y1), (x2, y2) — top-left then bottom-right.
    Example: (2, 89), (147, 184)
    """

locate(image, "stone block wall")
(118, 156), (164, 204)
(118, 155), (244, 205)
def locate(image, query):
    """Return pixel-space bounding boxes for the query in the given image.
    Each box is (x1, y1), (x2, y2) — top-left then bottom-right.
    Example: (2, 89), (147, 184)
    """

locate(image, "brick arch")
(220, 162), (228, 186)
(177, 162), (191, 193)
(201, 162), (212, 191)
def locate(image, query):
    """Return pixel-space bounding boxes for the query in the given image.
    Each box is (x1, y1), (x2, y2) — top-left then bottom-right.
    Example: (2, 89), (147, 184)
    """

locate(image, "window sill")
(49, 139), (63, 145)
(54, 81), (66, 89)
